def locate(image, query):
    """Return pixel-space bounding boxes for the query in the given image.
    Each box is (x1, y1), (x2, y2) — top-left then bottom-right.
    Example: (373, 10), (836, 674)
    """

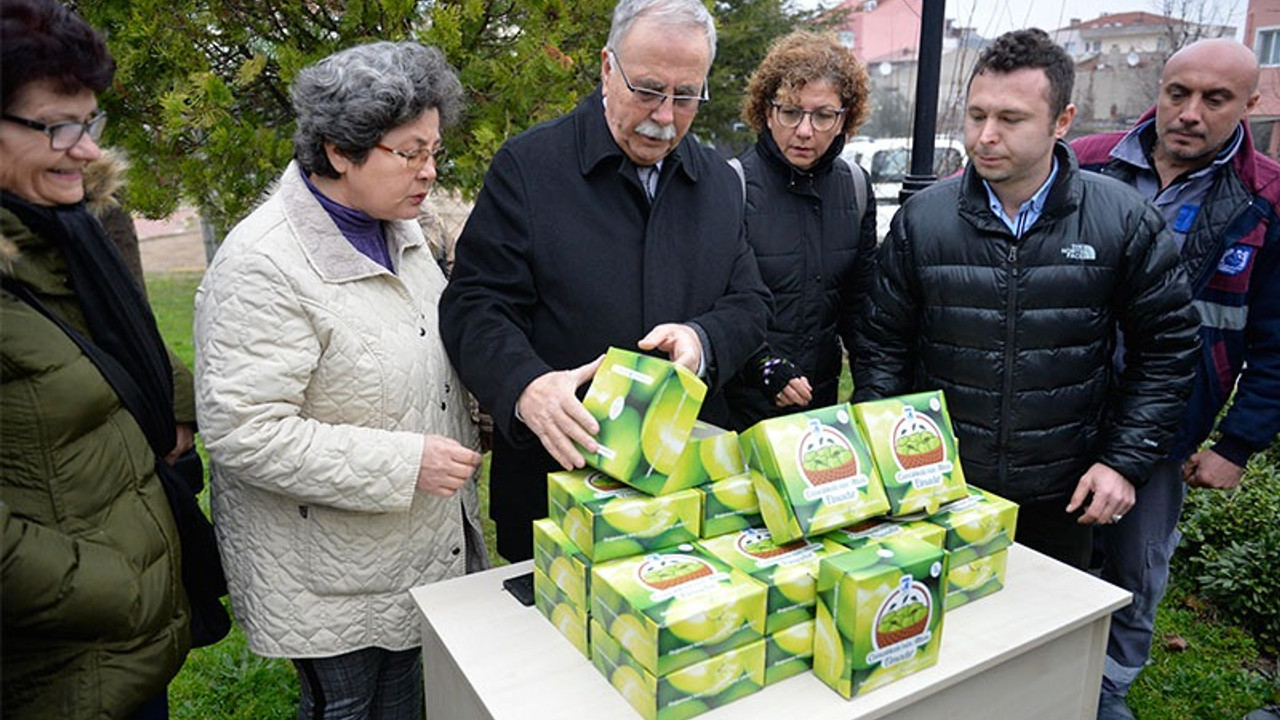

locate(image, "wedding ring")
(1111, 514), (1124, 522)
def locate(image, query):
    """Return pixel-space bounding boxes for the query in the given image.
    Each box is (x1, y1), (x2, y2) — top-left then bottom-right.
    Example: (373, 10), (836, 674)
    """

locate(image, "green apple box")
(852, 391), (969, 517)
(697, 472), (763, 539)
(822, 516), (945, 554)
(577, 347), (708, 494)
(590, 618), (765, 720)
(945, 547), (1009, 611)
(547, 469), (701, 563)
(533, 567), (590, 657)
(533, 518), (591, 608)
(741, 403), (890, 543)
(925, 486), (1019, 567)
(765, 618), (814, 686)
(697, 527), (845, 634)
(813, 536), (948, 699)
(665, 421), (747, 487)
(591, 543), (767, 676)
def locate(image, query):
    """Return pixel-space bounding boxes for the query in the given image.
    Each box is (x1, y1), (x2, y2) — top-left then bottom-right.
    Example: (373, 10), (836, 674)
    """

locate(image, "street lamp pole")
(899, 0), (947, 204)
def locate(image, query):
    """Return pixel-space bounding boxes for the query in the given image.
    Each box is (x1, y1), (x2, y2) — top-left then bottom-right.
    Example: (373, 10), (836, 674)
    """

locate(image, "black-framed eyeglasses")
(374, 142), (446, 171)
(1, 110), (108, 151)
(607, 49), (708, 113)
(770, 102), (845, 132)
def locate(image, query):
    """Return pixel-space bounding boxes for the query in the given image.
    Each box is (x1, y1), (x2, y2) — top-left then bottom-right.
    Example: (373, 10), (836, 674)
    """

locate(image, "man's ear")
(1054, 103), (1078, 140)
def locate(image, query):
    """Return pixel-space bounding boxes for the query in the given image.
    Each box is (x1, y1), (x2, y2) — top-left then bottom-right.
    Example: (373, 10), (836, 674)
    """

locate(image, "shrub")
(1174, 451), (1280, 655)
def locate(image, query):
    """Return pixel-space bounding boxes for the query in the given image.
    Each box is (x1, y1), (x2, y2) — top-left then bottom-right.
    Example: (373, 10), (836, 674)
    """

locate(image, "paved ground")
(137, 195), (897, 275)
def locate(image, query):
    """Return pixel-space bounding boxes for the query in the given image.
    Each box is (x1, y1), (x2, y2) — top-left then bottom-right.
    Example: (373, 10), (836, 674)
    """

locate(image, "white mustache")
(636, 120), (677, 141)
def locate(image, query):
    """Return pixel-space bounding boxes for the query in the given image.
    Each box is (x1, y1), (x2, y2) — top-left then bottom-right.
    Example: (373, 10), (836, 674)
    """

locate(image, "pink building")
(826, 0), (924, 64)
(1245, 0), (1280, 158)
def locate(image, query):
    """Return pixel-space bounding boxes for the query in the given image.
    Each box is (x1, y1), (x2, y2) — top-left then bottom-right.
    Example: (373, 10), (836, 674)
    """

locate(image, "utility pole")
(900, 0), (946, 203)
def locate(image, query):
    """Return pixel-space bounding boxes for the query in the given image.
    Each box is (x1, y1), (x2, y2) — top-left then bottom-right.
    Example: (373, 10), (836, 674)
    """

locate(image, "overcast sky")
(795, 0), (1249, 40)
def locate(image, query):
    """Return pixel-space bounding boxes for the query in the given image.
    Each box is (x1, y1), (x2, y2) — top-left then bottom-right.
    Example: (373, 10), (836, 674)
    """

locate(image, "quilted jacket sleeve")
(852, 208), (918, 402)
(1, 500), (147, 639)
(194, 250), (421, 514)
(1102, 204), (1200, 485)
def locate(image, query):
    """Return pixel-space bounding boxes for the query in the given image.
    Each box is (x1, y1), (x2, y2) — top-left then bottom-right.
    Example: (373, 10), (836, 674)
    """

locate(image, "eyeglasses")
(375, 142), (446, 171)
(1, 110), (108, 151)
(607, 49), (708, 113)
(770, 102), (845, 132)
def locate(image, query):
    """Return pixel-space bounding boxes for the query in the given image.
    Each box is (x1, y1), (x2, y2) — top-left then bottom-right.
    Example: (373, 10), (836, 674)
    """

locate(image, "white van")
(841, 136), (966, 203)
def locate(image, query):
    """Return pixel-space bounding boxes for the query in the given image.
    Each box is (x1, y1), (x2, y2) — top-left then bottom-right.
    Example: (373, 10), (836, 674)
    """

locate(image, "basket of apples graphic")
(638, 554), (714, 591)
(873, 579), (932, 648)
(892, 408), (945, 470)
(797, 423), (860, 486)
(736, 529), (805, 560)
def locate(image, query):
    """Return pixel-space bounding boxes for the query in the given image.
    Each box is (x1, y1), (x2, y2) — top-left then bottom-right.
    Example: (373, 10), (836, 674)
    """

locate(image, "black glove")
(750, 354), (804, 397)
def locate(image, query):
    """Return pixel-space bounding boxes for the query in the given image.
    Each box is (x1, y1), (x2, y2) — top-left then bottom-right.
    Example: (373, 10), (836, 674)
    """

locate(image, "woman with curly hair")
(723, 31), (877, 429)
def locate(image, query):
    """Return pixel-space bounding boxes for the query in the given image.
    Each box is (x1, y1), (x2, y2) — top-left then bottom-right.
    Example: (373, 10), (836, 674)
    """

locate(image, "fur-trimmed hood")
(83, 147), (129, 217)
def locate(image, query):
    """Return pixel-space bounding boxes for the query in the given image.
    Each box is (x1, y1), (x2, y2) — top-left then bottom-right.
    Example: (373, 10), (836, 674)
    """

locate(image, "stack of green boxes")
(527, 349), (1021, 712)
(923, 487), (1019, 610)
(535, 348), (773, 720)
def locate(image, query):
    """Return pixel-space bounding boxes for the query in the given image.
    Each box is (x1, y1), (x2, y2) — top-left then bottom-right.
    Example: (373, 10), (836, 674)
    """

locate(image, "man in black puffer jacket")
(854, 29), (1199, 569)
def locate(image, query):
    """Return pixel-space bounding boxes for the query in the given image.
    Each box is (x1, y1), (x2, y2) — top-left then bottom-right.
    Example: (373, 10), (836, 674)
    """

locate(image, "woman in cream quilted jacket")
(194, 41), (487, 720)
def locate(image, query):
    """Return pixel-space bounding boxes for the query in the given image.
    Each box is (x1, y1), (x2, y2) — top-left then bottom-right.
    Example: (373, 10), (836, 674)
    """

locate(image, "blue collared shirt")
(982, 157), (1059, 239)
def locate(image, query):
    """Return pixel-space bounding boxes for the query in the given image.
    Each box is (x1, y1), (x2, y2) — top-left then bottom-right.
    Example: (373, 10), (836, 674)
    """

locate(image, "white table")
(411, 543), (1129, 720)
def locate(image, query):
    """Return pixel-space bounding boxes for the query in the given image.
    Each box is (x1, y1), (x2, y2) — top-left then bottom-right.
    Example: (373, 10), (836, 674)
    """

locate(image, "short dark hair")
(291, 41), (465, 179)
(968, 28), (1073, 117)
(0, 0), (115, 113)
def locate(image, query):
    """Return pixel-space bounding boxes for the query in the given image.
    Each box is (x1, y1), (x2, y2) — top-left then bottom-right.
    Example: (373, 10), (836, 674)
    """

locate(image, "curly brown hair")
(741, 31), (870, 137)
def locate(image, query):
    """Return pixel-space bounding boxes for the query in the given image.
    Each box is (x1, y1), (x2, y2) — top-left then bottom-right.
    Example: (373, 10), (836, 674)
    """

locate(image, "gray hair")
(291, 41), (464, 178)
(606, 0), (716, 64)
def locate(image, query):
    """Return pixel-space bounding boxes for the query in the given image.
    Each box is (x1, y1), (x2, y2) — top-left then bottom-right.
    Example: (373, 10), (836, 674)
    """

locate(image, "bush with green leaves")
(1173, 447), (1280, 655)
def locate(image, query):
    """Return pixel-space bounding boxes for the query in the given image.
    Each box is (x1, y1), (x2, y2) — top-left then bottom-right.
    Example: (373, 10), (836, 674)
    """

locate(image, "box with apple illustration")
(533, 566), (590, 658)
(697, 472), (763, 539)
(590, 543), (766, 677)
(577, 347), (708, 495)
(590, 617), (764, 720)
(741, 403), (890, 543)
(945, 547), (1009, 610)
(852, 391), (969, 516)
(822, 515), (945, 553)
(532, 518), (591, 608)
(813, 536), (948, 699)
(697, 527), (845, 634)
(764, 618), (814, 686)
(924, 486), (1019, 567)
(547, 469), (700, 563)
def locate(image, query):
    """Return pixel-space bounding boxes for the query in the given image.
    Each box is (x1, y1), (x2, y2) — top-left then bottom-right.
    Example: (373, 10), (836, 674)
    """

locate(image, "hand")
(774, 376), (814, 408)
(638, 323), (702, 374)
(416, 434), (484, 497)
(1066, 462), (1135, 525)
(516, 356), (604, 470)
(1182, 449), (1245, 490)
(165, 423), (197, 465)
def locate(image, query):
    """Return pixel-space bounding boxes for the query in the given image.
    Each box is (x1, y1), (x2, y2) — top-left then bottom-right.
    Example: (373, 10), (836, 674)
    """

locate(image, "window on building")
(1258, 28), (1280, 66)
(839, 30), (855, 48)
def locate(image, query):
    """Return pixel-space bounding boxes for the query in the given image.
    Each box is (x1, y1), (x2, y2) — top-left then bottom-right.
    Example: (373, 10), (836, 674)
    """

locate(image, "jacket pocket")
(298, 505), (411, 596)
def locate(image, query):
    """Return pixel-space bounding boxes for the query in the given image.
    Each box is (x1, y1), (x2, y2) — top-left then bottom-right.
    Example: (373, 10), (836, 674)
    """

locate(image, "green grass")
(149, 271), (1276, 719)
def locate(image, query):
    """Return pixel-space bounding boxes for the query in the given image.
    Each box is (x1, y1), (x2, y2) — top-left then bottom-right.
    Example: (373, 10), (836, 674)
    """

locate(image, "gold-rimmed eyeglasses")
(770, 102), (845, 132)
(607, 49), (708, 113)
(1, 110), (107, 151)
(375, 142), (446, 171)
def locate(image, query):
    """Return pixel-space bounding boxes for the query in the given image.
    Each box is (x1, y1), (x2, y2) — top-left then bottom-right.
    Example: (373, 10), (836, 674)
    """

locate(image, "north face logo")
(1062, 243), (1097, 261)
